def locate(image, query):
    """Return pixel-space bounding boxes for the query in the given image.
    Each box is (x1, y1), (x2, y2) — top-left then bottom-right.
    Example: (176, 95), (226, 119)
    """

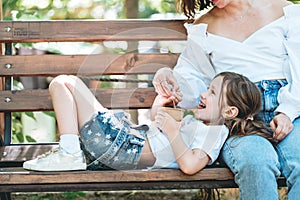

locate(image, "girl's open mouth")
(198, 101), (206, 109)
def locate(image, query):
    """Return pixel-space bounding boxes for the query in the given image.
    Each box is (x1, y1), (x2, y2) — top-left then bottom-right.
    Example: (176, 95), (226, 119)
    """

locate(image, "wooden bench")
(0, 20), (286, 199)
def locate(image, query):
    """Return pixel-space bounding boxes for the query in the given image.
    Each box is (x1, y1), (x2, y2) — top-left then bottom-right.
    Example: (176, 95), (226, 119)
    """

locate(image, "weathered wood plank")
(0, 181), (238, 192)
(0, 54), (179, 76)
(0, 88), (156, 111)
(0, 167), (238, 192)
(0, 20), (187, 42)
(0, 167), (234, 185)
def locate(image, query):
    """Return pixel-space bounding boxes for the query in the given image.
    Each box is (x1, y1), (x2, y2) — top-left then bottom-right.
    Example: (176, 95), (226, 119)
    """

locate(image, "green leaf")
(16, 132), (24, 143)
(25, 135), (36, 143)
(25, 112), (36, 121)
(43, 111), (56, 118)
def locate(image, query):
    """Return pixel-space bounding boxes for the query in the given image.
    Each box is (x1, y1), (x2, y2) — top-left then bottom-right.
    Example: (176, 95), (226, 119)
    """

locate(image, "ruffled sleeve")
(276, 4), (300, 121)
(174, 23), (216, 109)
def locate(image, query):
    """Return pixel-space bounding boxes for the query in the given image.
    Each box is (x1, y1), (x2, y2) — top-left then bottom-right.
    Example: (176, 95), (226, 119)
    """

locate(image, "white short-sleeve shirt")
(147, 115), (228, 169)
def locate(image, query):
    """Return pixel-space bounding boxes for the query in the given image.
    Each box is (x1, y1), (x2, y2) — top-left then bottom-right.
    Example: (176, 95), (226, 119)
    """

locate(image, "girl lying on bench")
(23, 71), (273, 175)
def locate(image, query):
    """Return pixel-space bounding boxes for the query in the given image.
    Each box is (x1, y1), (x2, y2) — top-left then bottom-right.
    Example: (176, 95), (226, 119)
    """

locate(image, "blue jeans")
(222, 80), (300, 200)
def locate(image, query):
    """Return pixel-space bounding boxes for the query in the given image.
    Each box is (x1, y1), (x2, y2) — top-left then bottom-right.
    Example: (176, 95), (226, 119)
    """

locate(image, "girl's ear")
(223, 106), (239, 119)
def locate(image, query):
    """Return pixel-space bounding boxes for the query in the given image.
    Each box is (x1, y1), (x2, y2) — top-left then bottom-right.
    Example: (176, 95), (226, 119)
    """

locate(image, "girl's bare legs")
(49, 75), (106, 135)
(22, 75), (99, 171)
(24, 74), (155, 171)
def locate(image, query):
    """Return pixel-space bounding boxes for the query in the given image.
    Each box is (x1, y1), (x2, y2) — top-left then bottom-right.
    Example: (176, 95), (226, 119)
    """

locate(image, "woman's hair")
(176, 0), (213, 19)
(217, 72), (275, 144)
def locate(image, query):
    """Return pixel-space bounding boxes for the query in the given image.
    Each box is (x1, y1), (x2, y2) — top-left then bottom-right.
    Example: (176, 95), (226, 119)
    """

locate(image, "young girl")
(23, 71), (272, 175)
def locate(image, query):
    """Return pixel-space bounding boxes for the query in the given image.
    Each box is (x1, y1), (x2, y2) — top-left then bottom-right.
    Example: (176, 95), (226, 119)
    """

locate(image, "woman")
(153, 0), (300, 199)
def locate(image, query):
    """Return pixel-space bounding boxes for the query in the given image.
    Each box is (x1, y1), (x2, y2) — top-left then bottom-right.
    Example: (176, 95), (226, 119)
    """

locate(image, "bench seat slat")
(0, 168), (238, 192)
(0, 167), (234, 185)
(0, 20), (187, 43)
(0, 54), (179, 76)
(0, 180), (238, 193)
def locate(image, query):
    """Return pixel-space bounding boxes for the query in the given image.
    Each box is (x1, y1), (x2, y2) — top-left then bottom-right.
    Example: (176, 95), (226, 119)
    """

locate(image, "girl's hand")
(154, 95), (179, 108)
(155, 107), (181, 135)
(270, 113), (294, 141)
(150, 95), (179, 121)
(152, 67), (183, 102)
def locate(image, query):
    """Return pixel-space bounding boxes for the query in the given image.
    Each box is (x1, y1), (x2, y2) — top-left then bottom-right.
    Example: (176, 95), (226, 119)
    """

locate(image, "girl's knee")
(49, 75), (77, 91)
(49, 75), (71, 92)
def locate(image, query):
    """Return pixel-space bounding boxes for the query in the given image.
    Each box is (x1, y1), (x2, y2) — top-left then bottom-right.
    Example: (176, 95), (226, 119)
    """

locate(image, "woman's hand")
(270, 113), (294, 141)
(152, 67), (183, 102)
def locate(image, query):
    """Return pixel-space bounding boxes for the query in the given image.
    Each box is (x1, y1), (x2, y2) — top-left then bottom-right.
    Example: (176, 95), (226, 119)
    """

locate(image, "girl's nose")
(200, 91), (207, 100)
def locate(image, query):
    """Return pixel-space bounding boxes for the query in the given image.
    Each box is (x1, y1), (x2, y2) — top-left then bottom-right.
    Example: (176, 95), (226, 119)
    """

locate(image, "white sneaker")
(23, 148), (87, 171)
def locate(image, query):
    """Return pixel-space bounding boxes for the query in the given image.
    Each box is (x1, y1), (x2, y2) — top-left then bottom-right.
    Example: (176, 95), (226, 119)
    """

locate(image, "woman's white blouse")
(174, 4), (300, 121)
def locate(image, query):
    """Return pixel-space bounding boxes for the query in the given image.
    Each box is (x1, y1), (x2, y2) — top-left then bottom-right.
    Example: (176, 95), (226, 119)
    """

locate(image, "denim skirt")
(79, 111), (148, 170)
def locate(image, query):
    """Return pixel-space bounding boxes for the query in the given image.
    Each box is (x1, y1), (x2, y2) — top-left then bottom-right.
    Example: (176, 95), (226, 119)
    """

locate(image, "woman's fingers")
(153, 68), (182, 101)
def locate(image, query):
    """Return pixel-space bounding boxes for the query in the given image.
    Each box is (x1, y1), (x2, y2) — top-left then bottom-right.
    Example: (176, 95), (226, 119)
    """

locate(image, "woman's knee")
(222, 135), (280, 175)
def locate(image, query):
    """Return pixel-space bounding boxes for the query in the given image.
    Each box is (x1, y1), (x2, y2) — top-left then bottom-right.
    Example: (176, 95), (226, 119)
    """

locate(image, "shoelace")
(37, 148), (59, 159)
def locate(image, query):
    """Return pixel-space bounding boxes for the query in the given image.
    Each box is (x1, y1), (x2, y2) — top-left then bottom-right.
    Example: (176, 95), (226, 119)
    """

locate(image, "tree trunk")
(125, 0), (139, 19)
(125, 0), (139, 124)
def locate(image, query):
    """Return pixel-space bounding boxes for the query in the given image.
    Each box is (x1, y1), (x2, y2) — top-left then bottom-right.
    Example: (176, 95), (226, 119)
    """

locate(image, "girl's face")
(197, 76), (225, 125)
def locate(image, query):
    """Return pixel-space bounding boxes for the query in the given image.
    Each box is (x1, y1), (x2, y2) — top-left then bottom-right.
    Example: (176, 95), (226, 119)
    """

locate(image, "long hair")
(217, 72), (275, 144)
(176, 0), (213, 19)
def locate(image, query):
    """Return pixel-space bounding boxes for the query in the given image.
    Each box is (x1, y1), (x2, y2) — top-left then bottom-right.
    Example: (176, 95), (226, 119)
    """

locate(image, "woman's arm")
(272, 4), (300, 140)
(155, 108), (210, 175)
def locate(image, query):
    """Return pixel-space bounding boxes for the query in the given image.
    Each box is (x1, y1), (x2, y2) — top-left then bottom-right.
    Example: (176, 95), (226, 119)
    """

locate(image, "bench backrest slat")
(0, 54), (179, 76)
(0, 20), (187, 42)
(0, 88), (156, 112)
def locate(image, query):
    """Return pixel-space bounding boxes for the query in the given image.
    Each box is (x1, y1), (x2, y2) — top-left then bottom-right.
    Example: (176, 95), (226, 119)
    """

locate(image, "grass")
(11, 188), (288, 200)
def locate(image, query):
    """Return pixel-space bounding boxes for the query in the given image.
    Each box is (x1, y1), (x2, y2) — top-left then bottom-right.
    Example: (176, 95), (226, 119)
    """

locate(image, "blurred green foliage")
(2, 0), (177, 20)
(2, 0), (298, 21)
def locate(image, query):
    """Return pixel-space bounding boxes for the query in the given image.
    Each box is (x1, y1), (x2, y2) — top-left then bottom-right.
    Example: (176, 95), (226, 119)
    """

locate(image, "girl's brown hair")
(176, 0), (213, 19)
(217, 72), (275, 144)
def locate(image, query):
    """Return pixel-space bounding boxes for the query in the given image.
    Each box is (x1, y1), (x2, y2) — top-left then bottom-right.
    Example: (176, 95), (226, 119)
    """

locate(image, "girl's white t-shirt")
(147, 115), (228, 169)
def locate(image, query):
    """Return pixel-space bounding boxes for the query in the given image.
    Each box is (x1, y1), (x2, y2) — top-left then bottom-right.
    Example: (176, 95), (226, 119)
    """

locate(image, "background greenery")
(2, 0), (299, 21)
(2, 0), (177, 20)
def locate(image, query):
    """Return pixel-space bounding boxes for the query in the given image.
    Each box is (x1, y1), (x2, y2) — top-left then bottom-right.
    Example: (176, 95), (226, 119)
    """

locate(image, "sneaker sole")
(23, 163), (87, 172)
